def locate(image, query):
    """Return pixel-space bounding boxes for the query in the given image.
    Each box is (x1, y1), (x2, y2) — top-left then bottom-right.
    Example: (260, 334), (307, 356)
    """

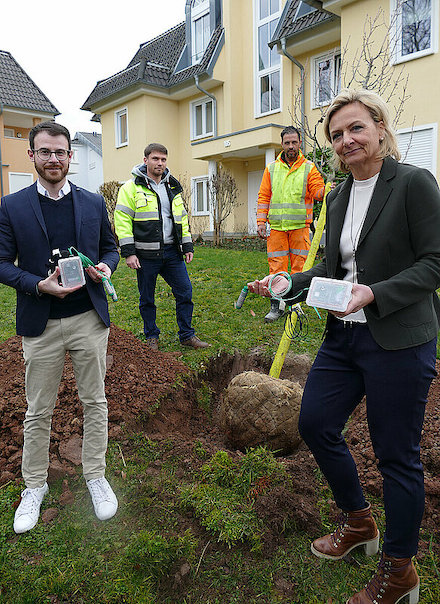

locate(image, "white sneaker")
(86, 477), (118, 521)
(13, 483), (49, 534)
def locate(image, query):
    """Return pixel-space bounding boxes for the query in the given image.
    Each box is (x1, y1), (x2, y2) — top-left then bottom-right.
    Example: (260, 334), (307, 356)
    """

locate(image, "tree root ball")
(219, 371), (303, 455)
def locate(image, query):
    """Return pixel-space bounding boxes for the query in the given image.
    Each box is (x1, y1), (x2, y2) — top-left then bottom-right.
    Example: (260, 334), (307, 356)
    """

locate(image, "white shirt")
(37, 179), (71, 200)
(339, 172), (379, 322)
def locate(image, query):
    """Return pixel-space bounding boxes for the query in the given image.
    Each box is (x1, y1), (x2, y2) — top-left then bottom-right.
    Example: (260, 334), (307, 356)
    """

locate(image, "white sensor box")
(58, 256), (86, 288)
(306, 277), (352, 312)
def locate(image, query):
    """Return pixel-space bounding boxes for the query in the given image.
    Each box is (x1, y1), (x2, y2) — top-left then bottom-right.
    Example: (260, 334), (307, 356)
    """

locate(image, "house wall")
(340, 0), (440, 175)
(0, 120), (37, 196)
(69, 143), (104, 193)
(96, 0), (440, 239)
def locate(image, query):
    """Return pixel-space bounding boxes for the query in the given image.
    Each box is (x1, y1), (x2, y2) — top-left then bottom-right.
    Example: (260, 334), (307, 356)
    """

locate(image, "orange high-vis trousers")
(267, 227), (311, 274)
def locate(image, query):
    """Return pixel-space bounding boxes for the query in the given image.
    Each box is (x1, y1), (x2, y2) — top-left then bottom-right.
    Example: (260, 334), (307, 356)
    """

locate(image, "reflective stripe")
(269, 202), (307, 210)
(268, 159), (312, 230)
(273, 213), (310, 221)
(115, 204), (135, 218)
(289, 248), (309, 256)
(119, 236), (135, 245)
(182, 236), (192, 244)
(135, 241), (161, 250)
(134, 211), (159, 220)
(267, 250), (289, 258)
(257, 213), (268, 220)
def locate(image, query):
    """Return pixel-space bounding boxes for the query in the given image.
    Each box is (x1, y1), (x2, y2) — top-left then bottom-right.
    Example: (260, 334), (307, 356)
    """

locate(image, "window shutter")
(397, 127), (435, 174)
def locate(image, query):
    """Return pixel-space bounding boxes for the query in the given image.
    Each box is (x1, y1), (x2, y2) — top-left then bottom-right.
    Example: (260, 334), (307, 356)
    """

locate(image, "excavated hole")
(0, 324), (439, 554)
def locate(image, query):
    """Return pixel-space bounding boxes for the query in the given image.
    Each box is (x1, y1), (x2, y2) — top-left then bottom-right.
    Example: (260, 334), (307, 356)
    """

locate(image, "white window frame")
(391, 0), (438, 64)
(311, 49), (341, 109)
(115, 107), (128, 148)
(190, 97), (214, 140)
(191, 175), (210, 216)
(191, 0), (210, 64)
(4, 127), (14, 138)
(397, 122), (438, 176)
(254, 0), (282, 117)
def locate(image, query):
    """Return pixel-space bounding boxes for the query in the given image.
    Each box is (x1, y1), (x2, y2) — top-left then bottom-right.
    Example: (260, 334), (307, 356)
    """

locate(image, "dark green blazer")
(290, 156), (440, 350)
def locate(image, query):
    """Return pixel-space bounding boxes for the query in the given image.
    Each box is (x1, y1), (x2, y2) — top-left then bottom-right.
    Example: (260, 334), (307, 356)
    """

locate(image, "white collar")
(37, 179), (71, 200)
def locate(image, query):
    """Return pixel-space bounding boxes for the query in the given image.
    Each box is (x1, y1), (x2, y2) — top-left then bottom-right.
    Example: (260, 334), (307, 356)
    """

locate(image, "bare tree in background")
(176, 172), (192, 219)
(98, 181), (122, 233)
(209, 166), (241, 246)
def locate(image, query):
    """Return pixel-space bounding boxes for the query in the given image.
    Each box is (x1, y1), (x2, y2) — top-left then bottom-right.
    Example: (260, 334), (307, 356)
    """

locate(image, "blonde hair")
(323, 88), (401, 173)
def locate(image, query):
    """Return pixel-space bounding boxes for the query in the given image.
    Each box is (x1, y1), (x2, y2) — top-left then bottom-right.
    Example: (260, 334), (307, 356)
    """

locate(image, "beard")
(286, 150), (299, 162)
(34, 161), (69, 185)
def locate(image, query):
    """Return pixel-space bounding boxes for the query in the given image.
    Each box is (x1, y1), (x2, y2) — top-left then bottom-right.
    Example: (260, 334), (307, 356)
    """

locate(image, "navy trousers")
(136, 244), (195, 342)
(299, 316), (437, 558)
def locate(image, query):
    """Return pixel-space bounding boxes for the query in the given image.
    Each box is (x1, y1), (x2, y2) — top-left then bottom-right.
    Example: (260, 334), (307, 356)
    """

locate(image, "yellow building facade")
(83, 0), (440, 237)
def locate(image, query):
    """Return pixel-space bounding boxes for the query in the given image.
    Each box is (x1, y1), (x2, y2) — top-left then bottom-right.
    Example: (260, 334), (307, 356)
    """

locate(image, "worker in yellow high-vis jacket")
(114, 143), (209, 350)
(257, 126), (325, 322)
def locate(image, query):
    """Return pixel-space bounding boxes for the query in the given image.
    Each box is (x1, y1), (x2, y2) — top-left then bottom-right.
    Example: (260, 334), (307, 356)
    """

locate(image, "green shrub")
(179, 483), (261, 548)
(179, 447), (291, 547)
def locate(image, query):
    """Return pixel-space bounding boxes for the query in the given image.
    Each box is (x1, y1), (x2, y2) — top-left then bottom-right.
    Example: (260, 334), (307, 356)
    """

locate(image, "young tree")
(208, 166), (241, 246)
(290, 3), (411, 180)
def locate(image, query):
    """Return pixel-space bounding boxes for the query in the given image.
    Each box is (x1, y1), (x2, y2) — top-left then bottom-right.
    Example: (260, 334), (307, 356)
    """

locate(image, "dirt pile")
(0, 325), (190, 483)
(0, 325), (438, 552)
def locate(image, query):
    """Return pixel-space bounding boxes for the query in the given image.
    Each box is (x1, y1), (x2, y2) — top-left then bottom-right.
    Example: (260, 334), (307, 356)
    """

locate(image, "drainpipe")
(194, 75), (218, 137)
(0, 103), (4, 197)
(280, 38), (305, 153)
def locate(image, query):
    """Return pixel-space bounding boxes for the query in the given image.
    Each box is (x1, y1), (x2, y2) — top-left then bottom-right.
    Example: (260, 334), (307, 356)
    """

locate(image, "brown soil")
(0, 324), (438, 555)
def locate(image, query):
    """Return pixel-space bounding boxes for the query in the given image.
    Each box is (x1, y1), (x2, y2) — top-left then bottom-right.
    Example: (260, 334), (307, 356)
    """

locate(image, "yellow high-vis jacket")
(115, 165), (193, 259)
(257, 151), (325, 231)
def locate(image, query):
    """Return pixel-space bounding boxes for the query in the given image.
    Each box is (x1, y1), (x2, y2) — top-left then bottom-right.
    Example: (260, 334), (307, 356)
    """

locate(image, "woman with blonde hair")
(248, 88), (440, 604)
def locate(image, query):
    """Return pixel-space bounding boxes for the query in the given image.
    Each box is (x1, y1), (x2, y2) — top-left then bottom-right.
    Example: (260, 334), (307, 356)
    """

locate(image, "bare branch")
(208, 166), (241, 246)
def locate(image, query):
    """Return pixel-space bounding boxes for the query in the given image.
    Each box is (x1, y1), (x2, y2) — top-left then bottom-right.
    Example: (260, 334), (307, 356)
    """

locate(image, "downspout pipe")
(0, 103), (4, 197)
(194, 75), (218, 137)
(280, 38), (306, 153)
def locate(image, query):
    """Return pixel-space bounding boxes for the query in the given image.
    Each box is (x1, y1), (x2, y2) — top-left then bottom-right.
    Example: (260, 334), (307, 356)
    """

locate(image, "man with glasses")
(0, 121), (120, 533)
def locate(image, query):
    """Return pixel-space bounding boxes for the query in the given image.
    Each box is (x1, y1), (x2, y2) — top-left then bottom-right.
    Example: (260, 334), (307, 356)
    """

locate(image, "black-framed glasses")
(33, 148), (71, 161)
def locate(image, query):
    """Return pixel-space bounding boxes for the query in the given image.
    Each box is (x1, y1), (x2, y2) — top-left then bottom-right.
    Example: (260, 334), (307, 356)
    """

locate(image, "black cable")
(283, 305), (309, 341)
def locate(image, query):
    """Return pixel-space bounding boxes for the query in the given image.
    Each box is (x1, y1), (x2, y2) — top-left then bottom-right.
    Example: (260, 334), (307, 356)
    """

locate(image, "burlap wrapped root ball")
(219, 371), (303, 455)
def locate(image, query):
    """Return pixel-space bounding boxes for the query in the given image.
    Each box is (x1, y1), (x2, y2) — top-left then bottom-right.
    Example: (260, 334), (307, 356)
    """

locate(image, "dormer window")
(192, 0), (211, 63)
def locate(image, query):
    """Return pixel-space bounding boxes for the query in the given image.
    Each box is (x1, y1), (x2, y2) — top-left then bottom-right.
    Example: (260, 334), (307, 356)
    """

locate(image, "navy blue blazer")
(0, 181), (120, 337)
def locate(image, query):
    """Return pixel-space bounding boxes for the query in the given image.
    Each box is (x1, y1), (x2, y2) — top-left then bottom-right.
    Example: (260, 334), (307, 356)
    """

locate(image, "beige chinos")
(21, 309), (109, 488)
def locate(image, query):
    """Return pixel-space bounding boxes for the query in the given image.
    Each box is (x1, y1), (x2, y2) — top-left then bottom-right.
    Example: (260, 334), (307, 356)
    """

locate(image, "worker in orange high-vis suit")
(257, 126), (325, 322)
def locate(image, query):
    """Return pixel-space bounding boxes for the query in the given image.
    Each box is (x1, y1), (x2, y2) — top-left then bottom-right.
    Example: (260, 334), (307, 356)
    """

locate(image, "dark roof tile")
(0, 50), (59, 114)
(271, 0), (338, 45)
(72, 131), (102, 155)
(82, 22), (224, 110)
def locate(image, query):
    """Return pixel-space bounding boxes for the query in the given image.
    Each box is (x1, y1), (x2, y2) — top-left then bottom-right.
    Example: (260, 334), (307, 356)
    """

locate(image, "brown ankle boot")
(311, 504), (379, 560)
(346, 553), (420, 604)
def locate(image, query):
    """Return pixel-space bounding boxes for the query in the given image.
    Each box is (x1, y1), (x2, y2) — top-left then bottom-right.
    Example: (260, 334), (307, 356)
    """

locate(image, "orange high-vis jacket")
(257, 151), (325, 229)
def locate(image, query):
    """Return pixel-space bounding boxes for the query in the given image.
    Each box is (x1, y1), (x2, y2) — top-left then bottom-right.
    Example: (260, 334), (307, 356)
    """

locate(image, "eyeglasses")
(33, 148), (71, 161)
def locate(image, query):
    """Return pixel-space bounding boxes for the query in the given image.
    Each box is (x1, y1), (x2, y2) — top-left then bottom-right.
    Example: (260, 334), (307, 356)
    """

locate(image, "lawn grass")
(0, 245), (438, 603)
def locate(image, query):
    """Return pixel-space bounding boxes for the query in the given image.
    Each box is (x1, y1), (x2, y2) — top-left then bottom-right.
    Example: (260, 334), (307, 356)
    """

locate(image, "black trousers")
(299, 317), (437, 557)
